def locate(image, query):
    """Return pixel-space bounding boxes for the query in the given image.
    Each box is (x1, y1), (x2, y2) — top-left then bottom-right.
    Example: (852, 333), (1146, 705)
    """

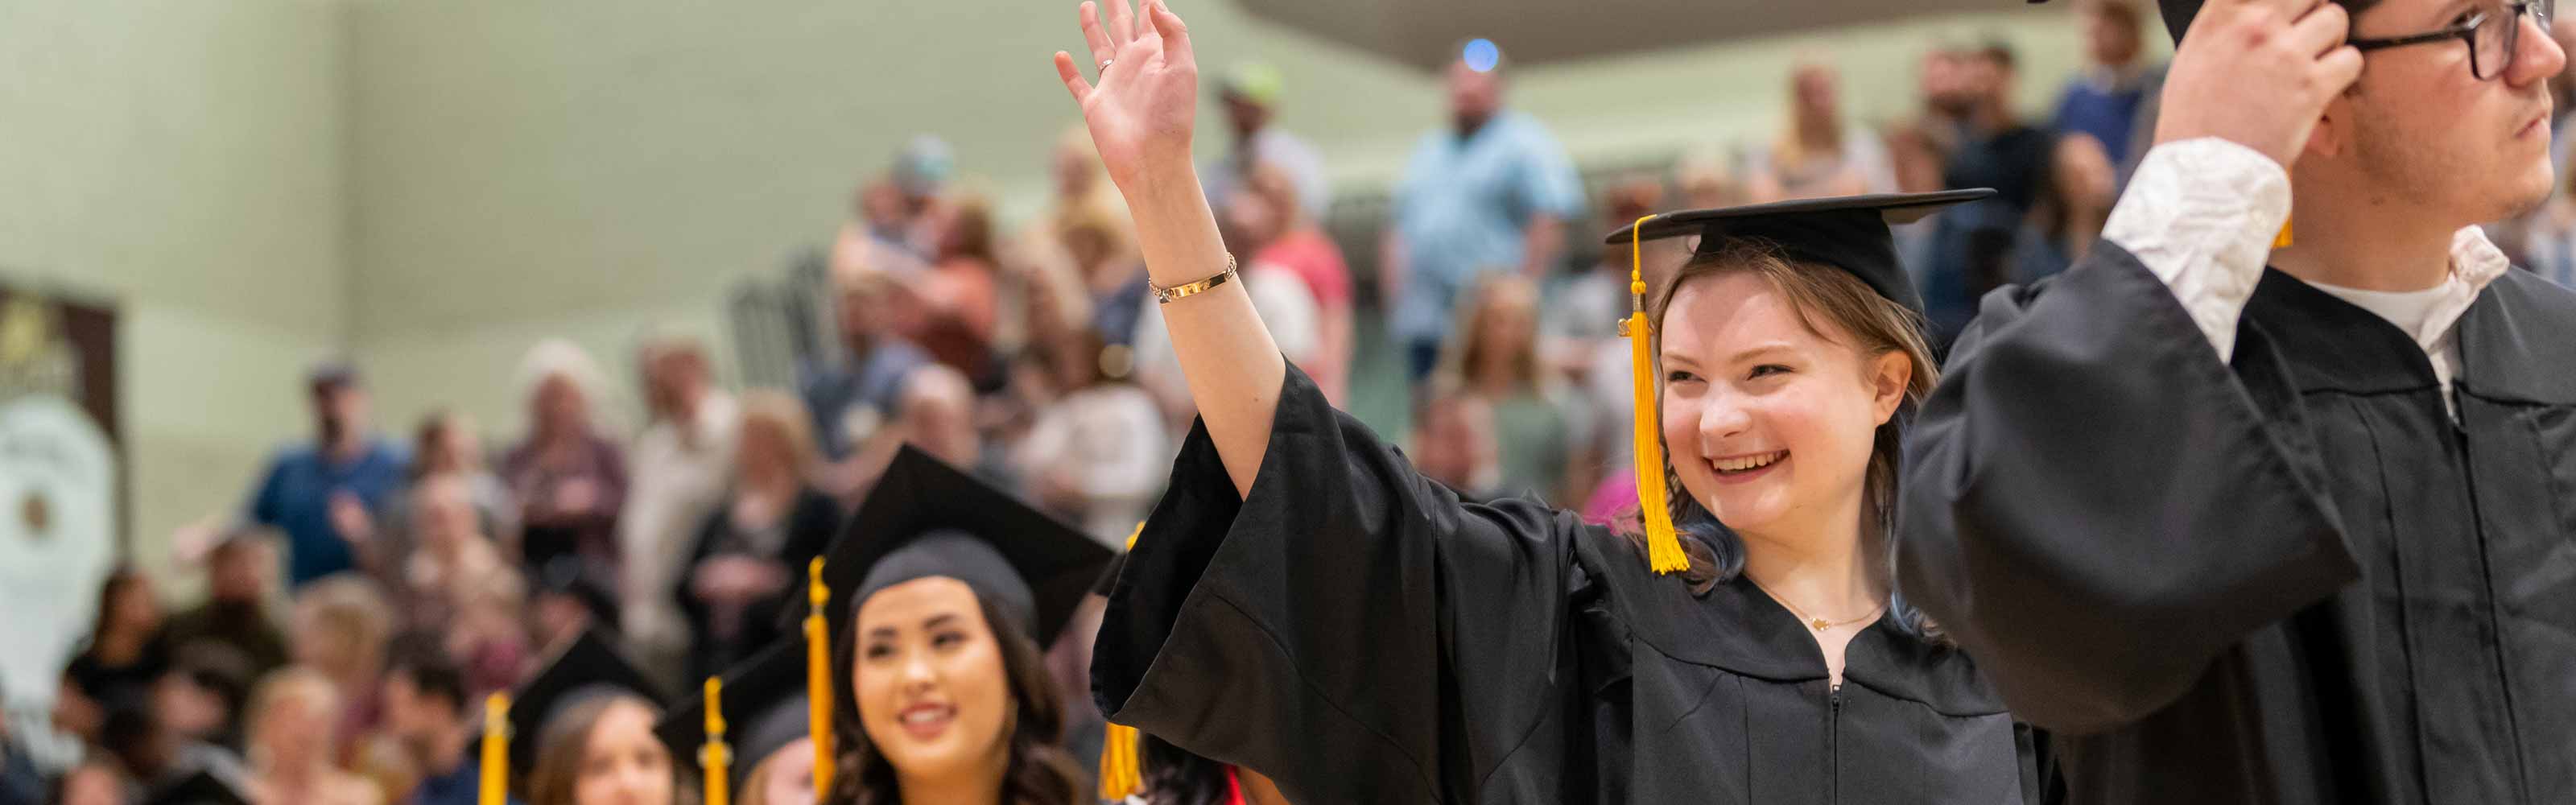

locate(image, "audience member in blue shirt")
(802, 261), (931, 466)
(246, 363), (408, 589)
(1385, 53), (1585, 382)
(2052, 0), (2164, 184)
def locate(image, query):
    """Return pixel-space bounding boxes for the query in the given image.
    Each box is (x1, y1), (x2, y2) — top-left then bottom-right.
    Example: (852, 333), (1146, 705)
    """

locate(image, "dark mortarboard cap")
(816, 444), (1113, 648)
(2027, 0), (2200, 43)
(506, 627), (667, 775)
(655, 640), (813, 792)
(1601, 189), (1995, 316)
(142, 767), (254, 805)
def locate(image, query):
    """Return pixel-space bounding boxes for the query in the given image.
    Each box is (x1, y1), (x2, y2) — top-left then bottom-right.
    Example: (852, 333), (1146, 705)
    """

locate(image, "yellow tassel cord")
(480, 694), (510, 805)
(703, 678), (731, 805)
(1098, 721), (1144, 800)
(1125, 520), (1145, 551)
(1624, 216), (1689, 574)
(804, 557), (835, 795)
(2273, 221), (2294, 249)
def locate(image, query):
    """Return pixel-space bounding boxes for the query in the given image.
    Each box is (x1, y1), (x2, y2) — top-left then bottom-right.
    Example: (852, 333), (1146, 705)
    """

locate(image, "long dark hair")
(1620, 237), (1943, 639)
(832, 592), (1087, 805)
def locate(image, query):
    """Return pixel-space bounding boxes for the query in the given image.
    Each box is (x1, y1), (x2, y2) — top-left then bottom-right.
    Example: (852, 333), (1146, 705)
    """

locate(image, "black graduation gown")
(1093, 366), (2046, 804)
(1897, 243), (2576, 803)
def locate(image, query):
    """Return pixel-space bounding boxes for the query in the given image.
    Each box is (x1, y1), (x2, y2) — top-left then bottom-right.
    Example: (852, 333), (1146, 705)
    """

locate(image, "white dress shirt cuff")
(2099, 138), (2292, 361)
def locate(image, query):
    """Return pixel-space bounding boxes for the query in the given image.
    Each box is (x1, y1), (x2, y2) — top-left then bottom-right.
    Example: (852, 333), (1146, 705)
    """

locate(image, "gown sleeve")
(1092, 365), (1583, 804)
(1894, 243), (2355, 736)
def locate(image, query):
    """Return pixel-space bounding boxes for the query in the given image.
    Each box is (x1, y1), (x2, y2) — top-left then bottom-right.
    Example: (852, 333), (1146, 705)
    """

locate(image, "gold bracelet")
(1150, 254), (1238, 304)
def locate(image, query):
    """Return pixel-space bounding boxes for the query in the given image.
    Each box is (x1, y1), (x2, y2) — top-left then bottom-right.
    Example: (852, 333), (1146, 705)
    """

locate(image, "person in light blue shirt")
(246, 362), (408, 589)
(1385, 48), (1585, 383)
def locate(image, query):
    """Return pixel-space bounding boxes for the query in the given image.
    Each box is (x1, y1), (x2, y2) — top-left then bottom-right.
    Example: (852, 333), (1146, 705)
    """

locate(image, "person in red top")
(1226, 160), (1352, 402)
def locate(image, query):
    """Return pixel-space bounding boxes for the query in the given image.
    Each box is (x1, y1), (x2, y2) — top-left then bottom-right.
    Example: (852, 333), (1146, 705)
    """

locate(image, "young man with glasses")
(1899, 0), (2576, 801)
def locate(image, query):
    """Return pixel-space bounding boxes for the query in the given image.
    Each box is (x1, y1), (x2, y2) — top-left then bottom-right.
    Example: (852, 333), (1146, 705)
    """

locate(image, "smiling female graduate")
(810, 446), (1115, 805)
(1046, 2), (2057, 802)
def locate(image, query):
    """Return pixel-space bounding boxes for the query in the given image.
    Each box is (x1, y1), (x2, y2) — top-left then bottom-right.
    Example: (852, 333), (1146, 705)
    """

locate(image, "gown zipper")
(1829, 683), (1843, 803)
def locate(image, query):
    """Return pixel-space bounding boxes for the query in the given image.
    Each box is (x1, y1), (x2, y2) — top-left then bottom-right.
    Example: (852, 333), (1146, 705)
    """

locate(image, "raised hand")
(1053, 0), (1199, 191)
(2154, 0), (2364, 168)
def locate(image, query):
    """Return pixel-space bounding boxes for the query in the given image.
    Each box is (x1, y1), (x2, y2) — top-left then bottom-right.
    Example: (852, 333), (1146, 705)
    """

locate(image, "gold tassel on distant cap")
(804, 558), (835, 795)
(1099, 721), (1144, 800)
(1623, 215), (1688, 574)
(703, 678), (731, 805)
(481, 693), (510, 805)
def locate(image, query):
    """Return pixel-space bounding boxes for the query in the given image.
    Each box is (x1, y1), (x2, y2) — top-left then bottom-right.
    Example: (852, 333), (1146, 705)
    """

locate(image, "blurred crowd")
(14, 2), (2576, 803)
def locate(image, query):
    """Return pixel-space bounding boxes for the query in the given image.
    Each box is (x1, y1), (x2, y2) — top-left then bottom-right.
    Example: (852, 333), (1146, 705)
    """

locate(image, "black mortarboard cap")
(655, 640), (814, 791)
(1601, 189), (1993, 316)
(815, 444), (1113, 648)
(142, 768), (254, 805)
(506, 627), (667, 775)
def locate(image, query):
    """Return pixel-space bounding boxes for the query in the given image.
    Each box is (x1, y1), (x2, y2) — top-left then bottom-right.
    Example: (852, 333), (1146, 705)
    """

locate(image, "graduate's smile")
(1708, 450), (1789, 482)
(896, 700), (959, 741)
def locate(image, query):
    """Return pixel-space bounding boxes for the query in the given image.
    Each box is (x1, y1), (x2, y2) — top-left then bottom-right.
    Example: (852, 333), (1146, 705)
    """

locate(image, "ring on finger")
(1100, 57), (1115, 72)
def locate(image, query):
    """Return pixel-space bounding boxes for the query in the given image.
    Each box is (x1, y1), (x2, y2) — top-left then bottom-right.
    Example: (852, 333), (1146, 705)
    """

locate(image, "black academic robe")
(1897, 244), (2576, 803)
(1094, 367), (2047, 804)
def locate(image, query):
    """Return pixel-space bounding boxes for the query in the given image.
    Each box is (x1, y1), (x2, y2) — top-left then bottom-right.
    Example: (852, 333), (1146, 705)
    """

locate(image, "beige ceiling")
(1233, 0), (2020, 70)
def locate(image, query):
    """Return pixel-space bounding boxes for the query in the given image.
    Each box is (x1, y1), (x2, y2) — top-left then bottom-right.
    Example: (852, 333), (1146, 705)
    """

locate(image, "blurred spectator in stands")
(619, 332), (737, 678)
(250, 362), (408, 590)
(1386, 46), (1586, 382)
(288, 576), (394, 766)
(2021, 132), (2120, 282)
(862, 135), (955, 262)
(380, 638), (506, 805)
(57, 568), (169, 743)
(898, 193), (1005, 385)
(1203, 61), (1331, 222)
(2051, 0), (2160, 177)
(804, 259), (931, 496)
(246, 668), (382, 805)
(676, 390), (840, 682)
(527, 559), (613, 655)
(1922, 39), (2056, 348)
(503, 340), (626, 582)
(163, 530), (292, 690)
(1012, 329), (1170, 545)
(1412, 392), (1502, 501)
(1226, 159), (1354, 403)
(1435, 275), (1582, 502)
(1746, 60), (1898, 203)
(1546, 177), (1665, 488)
(389, 476), (515, 637)
(361, 412), (518, 584)
(155, 642), (256, 753)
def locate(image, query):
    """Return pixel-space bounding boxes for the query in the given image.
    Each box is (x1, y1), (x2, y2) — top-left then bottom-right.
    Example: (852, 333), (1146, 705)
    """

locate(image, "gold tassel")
(703, 678), (730, 805)
(2273, 221), (2294, 249)
(1099, 721), (1144, 800)
(481, 693), (510, 805)
(1125, 520), (1145, 551)
(805, 557), (835, 795)
(1624, 215), (1688, 574)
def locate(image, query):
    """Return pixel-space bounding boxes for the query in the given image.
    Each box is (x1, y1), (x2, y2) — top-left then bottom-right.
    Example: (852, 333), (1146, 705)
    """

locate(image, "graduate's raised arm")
(1055, 0), (1283, 501)
(1895, 0), (2364, 734)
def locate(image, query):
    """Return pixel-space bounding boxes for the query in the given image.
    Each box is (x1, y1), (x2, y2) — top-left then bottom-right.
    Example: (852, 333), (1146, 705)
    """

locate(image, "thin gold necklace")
(1749, 578), (1886, 631)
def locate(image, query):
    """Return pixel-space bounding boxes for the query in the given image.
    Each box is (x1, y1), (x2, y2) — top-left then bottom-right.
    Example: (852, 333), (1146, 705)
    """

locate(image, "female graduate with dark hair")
(811, 447), (1113, 805)
(1050, 2), (2053, 802)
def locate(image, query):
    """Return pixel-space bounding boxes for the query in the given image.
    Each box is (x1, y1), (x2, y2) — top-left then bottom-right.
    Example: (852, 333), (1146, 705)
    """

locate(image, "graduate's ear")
(1867, 349), (1910, 426)
(2304, 94), (2353, 160)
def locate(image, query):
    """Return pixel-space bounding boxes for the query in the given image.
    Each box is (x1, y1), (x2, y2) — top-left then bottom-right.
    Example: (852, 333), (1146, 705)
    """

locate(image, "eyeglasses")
(2349, 0), (2556, 80)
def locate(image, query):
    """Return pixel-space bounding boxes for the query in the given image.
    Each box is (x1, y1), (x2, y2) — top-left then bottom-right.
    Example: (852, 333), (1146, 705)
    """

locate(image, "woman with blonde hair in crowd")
(246, 667), (385, 805)
(1433, 275), (1585, 503)
(1744, 60), (1899, 204)
(504, 339), (629, 583)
